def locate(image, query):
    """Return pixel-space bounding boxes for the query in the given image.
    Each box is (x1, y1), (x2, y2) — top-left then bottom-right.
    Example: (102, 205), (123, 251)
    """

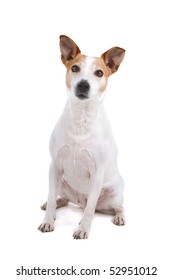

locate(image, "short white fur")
(38, 35), (126, 239)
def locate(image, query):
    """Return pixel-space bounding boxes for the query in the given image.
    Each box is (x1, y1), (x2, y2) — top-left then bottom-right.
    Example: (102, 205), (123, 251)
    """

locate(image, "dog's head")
(59, 35), (125, 102)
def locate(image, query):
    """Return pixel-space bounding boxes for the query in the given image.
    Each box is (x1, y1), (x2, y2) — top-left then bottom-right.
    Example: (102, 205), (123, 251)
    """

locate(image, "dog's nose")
(75, 80), (90, 99)
(77, 80), (90, 93)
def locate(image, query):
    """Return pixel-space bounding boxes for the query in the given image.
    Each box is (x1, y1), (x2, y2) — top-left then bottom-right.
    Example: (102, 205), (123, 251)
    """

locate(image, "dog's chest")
(57, 142), (97, 193)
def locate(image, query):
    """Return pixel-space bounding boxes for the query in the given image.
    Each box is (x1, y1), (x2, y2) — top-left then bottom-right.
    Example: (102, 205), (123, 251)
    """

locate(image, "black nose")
(75, 80), (90, 99)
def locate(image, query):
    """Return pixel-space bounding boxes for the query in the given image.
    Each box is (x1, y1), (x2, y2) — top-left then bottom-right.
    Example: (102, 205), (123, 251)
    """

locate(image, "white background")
(0, 0), (173, 279)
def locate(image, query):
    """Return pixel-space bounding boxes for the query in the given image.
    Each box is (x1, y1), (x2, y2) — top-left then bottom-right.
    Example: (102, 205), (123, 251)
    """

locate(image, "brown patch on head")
(59, 35), (81, 66)
(66, 54), (86, 70)
(95, 57), (110, 78)
(94, 57), (110, 92)
(101, 47), (125, 75)
(65, 54), (87, 89)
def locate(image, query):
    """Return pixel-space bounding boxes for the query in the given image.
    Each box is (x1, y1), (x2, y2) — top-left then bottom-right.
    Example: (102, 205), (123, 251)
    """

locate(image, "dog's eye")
(94, 70), (103, 77)
(71, 65), (80, 73)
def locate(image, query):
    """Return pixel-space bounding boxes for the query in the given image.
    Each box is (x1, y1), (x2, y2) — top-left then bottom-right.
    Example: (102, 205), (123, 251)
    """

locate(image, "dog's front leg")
(38, 162), (59, 233)
(73, 168), (104, 239)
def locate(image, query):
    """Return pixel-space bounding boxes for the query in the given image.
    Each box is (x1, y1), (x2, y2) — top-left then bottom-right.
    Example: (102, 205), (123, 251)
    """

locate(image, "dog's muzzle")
(75, 80), (90, 100)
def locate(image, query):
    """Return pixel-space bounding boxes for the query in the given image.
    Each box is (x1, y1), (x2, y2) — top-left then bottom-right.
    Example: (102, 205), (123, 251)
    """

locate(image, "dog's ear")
(101, 47), (125, 75)
(59, 35), (81, 66)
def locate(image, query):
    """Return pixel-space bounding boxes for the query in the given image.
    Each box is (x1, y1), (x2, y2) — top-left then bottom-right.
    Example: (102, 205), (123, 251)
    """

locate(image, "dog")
(38, 35), (125, 239)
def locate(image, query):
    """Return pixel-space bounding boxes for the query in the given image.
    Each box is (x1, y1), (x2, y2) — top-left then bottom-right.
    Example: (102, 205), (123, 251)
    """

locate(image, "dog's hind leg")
(111, 189), (125, 226)
(96, 171), (125, 226)
(97, 199), (125, 226)
(96, 196), (125, 226)
(41, 197), (69, 210)
(110, 171), (126, 226)
(112, 206), (125, 226)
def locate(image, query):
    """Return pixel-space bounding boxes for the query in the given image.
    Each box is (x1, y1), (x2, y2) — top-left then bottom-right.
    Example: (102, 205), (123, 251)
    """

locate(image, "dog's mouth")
(76, 93), (89, 100)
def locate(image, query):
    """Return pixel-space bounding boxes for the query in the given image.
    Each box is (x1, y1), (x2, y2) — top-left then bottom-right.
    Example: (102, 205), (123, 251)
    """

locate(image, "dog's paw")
(38, 223), (54, 233)
(40, 202), (47, 210)
(73, 228), (89, 239)
(113, 213), (125, 226)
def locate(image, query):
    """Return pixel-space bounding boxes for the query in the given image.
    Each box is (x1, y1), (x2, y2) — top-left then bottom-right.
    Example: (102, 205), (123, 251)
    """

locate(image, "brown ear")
(101, 47), (125, 75)
(59, 35), (81, 66)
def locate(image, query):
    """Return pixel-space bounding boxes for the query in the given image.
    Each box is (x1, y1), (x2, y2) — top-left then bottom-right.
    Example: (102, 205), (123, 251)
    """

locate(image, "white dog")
(38, 35), (125, 239)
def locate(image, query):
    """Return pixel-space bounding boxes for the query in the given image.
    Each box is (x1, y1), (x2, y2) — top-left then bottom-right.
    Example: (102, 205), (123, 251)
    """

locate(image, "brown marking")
(94, 57), (110, 92)
(66, 54), (87, 70)
(59, 35), (81, 66)
(65, 54), (87, 88)
(65, 55), (109, 92)
(66, 55), (110, 92)
(95, 57), (110, 78)
(101, 47), (125, 75)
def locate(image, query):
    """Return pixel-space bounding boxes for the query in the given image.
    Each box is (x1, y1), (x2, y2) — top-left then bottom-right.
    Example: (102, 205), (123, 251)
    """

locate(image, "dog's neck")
(64, 94), (105, 140)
